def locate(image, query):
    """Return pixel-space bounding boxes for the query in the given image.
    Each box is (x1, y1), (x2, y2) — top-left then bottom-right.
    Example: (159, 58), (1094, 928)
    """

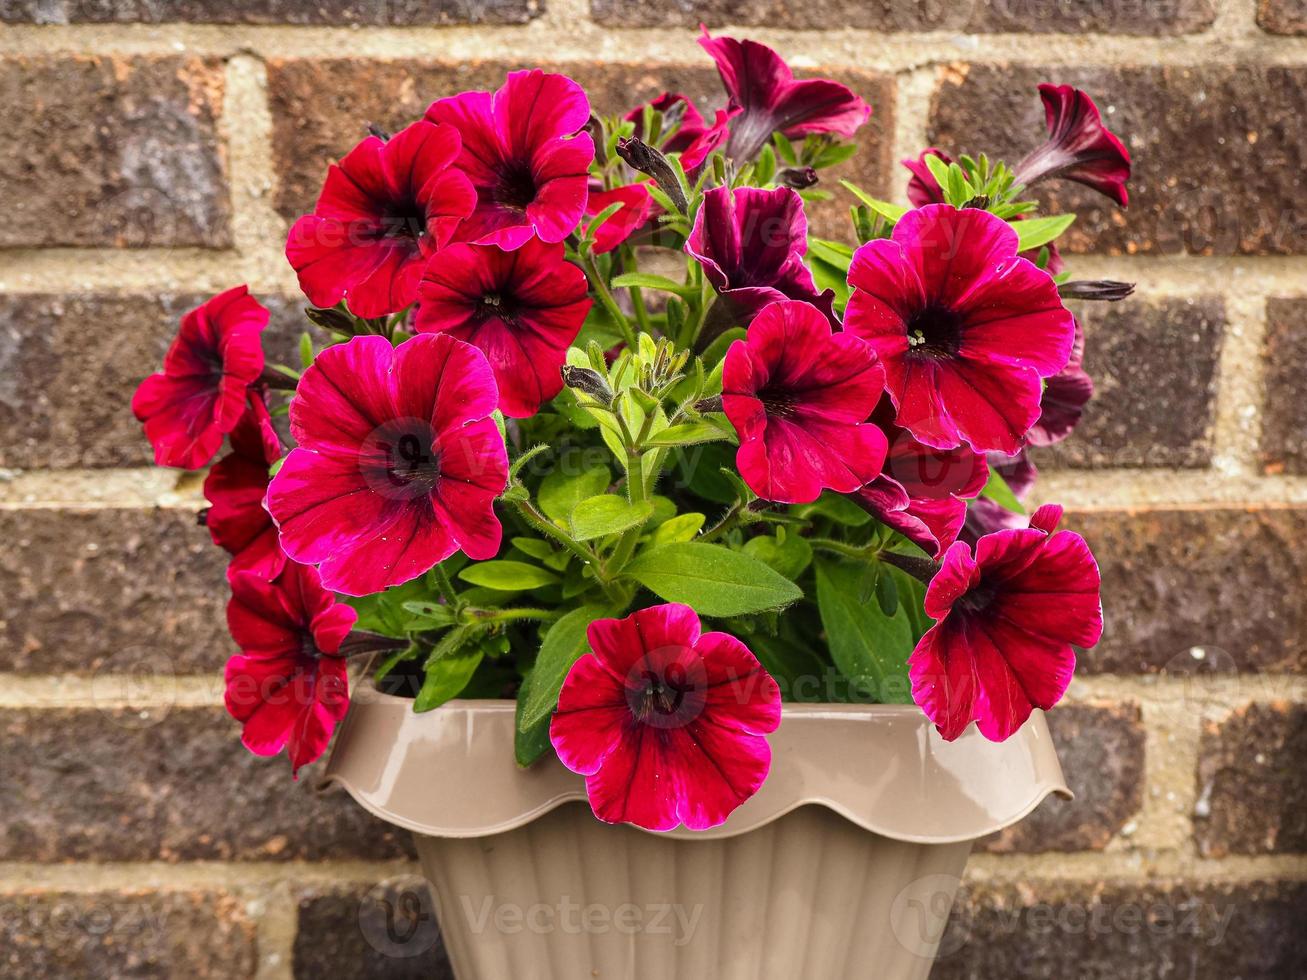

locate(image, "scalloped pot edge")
(321, 682), (1070, 843)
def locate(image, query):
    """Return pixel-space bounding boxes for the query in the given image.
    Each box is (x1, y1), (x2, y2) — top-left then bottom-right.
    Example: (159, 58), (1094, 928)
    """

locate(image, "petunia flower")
(686, 185), (835, 338)
(698, 28), (870, 162)
(550, 603), (782, 831)
(223, 562), (358, 777)
(723, 300), (887, 504)
(286, 120), (476, 319)
(414, 238), (591, 419)
(1029, 316), (1093, 447)
(203, 395), (286, 581)
(625, 92), (707, 154)
(266, 333), (508, 596)
(963, 449), (1037, 544)
(910, 503), (1102, 743)
(426, 69), (595, 250)
(132, 285), (268, 470)
(583, 182), (654, 254)
(843, 204), (1076, 455)
(1013, 83), (1131, 208)
(854, 398), (989, 558)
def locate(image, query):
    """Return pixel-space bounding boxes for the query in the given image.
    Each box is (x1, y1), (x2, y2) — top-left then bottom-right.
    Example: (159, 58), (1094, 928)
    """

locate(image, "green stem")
(510, 499), (601, 569)
(432, 564), (462, 609)
(462, 607), (562, 625)
(699, 500), (745, 543)
(808, 537), (873, 560)
(582, 250), (637, 349)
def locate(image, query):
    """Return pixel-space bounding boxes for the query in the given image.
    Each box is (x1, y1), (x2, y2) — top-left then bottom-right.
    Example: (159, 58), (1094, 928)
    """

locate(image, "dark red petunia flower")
(625, 91), (707, 154)
(963, 449), (1037, 544)
(1013, 84), (1131, 208)
(844, 204), (1076, 454)
(910, 503), (1102, 743)
(286, 121), (476, 319)
(550, 603), (781, 831)
(686, 185), (835, 332)
(426, 70), (594, 250)
(583, 182), (654, 254)
(699, 28), (871, 162)
(723, 300), (887, 504)
(266, 333), (508, 596)
(1028, 317), (1093, 447)
(414, 238), (591, 419)
(204, 395), (286, 581)
(903, 147), (951, 207)
(132, 285), (269, 470)
(854, 399), (989, 558)
(223, 562), (358, 776)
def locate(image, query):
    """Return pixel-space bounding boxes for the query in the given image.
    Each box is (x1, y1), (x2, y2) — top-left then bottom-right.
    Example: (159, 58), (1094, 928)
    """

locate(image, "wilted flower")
(1013, 84), (1131, 208)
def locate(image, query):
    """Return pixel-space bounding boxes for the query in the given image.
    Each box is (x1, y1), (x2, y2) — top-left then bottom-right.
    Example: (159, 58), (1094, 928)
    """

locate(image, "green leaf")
(839, 180), (908, 224)
(646, 422), (727, 448)
(794, 491), (872, 527)
(742, 531), (814, 581)
(649, 512), (704, 547)
(623, 542), (802, 617)
(514, 669), (555, 767)
(808, 237), (855, 271)
(1013, 214), (1076, 253)
(519, 605), (611, 730)
(814, 559), (914, 703)
(569, 495), (654, 541)
(399, 601), (456, 628)
(298, 331), (315, 369)
(886, 566), (931, 641)
(414, 650), (484, 712)
(981, 468), (1026, 514)
(749, 633), (829, 702)
(458, 561), (561, 591)
(511, 537), (555, 561)
(538, 464), (611, 524)
(610, 272), (690, 294)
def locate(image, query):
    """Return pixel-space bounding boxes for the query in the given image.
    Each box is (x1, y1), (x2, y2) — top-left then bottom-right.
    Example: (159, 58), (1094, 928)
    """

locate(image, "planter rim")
(322, 681), (1070, 842)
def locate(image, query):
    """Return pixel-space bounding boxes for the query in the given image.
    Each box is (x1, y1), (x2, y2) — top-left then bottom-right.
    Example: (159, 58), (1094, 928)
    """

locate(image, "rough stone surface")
(0, 56), (231, 248)
(1261, 298), (1307, 475)
(1195, 702), (1307, 857)
(1063, 506), (1307, 673)
(0, 707), (416, 861)
(980, 703), (1145, 853)
(933, 879), (1307, 979)
(1259, 0), (1307, 33)
(1039, 297), (1223, 469)
(267, 58), (893, 240)
(0, 889), (257, 979)
(0, 0), (541, 23)
(294, 883), (455, 979)
(591, 0), (1215, 33)
(928, 64), (1307, 255)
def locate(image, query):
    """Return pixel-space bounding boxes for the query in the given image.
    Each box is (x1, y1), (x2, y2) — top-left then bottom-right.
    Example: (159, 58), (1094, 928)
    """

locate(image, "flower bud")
(777, 166), (818, 189)
(562, 364), (615, 405)
(615, 137), (689, 215)
(1058, 280), (1135, 302)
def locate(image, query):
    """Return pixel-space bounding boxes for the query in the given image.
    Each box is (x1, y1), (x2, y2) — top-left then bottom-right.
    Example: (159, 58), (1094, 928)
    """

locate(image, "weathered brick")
(1038, 296), (1223, 469)
(0, 56), (231, 248)
(0, 0), (541, 24)
(1261, 298), (1307, 475)
(0, 707), (415, 861)
(1195, 702), (1307, 857)
(1259, 0), (1307, 33)
(267, 58), (893, 240)
(933, 879), (1307, 979)
(0, 889), (257, 980)
(294, 882), (454, 979)
(591, 0), (1215, 33)
(980, 703), (1144, 853)
(1063, 506), (1307, 673)
(928, 64), (1307, 255)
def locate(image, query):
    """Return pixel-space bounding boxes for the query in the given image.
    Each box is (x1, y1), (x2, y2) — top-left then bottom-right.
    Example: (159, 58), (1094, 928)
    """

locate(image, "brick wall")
(1, 1), (1304, 977)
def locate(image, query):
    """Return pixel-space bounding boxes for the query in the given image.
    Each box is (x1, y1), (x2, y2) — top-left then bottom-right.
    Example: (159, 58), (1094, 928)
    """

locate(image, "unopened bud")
(616, 137), (689, 215)
(1058, 280), (1135, 302)
(562, 365), (615, 405)
(777, 166), (818, 190)
(366, 123), (391, 142)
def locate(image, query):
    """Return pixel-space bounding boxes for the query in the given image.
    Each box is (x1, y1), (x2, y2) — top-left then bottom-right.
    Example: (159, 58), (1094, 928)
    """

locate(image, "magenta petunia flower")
(902, 147), (951, 207)
(583, 183), (654, 253)
(223, 562), (358, 776)
(854, 399), (989, 558)
(550, 603), (781, 831)
(266, 333), (508, 596)
(426, 70), (594, 250)
(203, 395), (286, 581)
(963, 450), (1037, 544)
(910, 504), (1101, 743)
(723, 300), (886, 504)
(686, 185), (834, 333)
(414, 238), (591, 419)
(132, 285), (268, 471)
(698, 28), (870, 162)
(286, 121), (476, 319)
(844, 204), (1076, 455)
(1028, 317), (1093, 447)
(1014, 84), (1131, 208)
(625, 91), (706, 153)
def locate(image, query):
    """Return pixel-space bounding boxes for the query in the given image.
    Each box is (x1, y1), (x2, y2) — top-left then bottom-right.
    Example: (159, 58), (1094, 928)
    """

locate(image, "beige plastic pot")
(323, 682), (1069, 980)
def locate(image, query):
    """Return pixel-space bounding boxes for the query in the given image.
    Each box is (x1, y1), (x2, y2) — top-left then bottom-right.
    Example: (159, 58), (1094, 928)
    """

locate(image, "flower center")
(478, 292), (517, 322)
(384, 431), (440, 491)
(633, 674), (689, 722)
(380, 201), (427, 240)
(957, 578), (1001, 616)
(494, 162), (537, 212)
(758, 387), (800, 419)
(906, 304), (965, 359)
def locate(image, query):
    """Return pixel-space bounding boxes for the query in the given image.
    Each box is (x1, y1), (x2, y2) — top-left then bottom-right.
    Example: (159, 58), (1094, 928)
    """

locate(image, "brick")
(1195, 702), (1307, 857)
(928, 65), (1307, 256)
(1259, 0), (1307, 33)
(1063, 506), (1307, 673)
(980, 703), (1144, 853)
(267, 58), (893, 240)
(591, 0), (1215, 33)
(0, 707), (415, 861)
(0, 0), (541, 23)
(0, 889), (257, 980)
(0, 56), (230, 248)
(294, 882), (454, 979)
(1261, 298), (1307, 475)
(1037, 297), (1223, 469)
(933, 879), (1307, 979)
